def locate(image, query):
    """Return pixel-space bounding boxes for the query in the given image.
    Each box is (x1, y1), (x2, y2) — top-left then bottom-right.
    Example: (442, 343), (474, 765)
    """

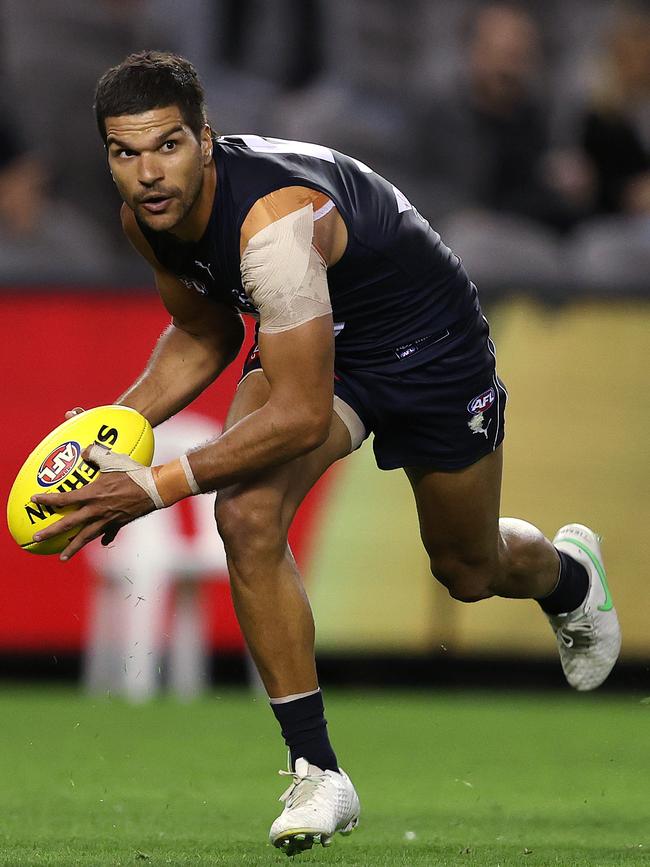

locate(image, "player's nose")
(137, 154), (164, 186)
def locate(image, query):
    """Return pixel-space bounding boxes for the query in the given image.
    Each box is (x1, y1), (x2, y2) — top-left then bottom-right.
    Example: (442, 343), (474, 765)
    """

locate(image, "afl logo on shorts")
(467, 388), (495, 415)
(36, 441), (81, 487)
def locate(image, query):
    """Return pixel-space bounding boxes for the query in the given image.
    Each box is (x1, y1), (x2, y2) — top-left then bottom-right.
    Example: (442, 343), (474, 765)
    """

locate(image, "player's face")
(105, 106), (210, 232)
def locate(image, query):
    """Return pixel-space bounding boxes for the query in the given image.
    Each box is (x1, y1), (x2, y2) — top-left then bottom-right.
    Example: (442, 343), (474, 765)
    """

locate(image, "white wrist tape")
(180, 453), (201, 495)
(86, 443), (165, 509)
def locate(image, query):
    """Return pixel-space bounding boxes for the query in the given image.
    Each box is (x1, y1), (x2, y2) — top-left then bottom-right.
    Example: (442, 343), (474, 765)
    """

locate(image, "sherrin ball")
(6, 405), (154, 555)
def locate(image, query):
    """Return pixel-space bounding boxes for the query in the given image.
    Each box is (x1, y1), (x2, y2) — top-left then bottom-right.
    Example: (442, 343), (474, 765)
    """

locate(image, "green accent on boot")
(555, 536), (613, 612)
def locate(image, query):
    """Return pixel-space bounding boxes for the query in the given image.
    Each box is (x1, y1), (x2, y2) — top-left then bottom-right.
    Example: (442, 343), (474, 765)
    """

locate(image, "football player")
(32, 52), (620, 856)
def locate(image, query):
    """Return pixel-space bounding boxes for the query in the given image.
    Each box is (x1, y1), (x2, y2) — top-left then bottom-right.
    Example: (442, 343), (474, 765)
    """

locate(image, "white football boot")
(547, 523), (621, 691)
(269, 757), (360, 856)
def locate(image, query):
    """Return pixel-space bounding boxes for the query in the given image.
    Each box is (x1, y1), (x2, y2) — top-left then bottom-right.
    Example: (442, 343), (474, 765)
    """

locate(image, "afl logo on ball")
(36, 441), (81, 487)
(467, 388), (495, 415)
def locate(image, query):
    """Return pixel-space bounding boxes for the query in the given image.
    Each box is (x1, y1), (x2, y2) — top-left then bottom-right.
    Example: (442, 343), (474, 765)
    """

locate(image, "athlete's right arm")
(114, 205), (245, 427)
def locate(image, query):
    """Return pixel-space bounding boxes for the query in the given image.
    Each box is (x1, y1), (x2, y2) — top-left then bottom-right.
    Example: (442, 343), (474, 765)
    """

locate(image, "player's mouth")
(139, 194), (174, 214)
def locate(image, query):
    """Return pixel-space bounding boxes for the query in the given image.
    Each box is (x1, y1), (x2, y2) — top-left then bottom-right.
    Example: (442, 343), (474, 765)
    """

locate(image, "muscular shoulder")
(240, 186), (347, 266)
(240, 187), (326, 250)
(239, 186), (339, 334)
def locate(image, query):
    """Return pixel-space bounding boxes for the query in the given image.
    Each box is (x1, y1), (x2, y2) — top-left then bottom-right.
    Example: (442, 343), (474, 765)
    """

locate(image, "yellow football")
(6, 405), (154, 555)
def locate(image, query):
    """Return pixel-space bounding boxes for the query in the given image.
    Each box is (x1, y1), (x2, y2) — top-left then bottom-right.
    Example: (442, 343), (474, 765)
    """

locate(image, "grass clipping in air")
(0, 688), (646, 865)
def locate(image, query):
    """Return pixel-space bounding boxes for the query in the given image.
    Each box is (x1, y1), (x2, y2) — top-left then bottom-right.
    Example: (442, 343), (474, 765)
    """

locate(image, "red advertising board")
(0, 293), (335, 651)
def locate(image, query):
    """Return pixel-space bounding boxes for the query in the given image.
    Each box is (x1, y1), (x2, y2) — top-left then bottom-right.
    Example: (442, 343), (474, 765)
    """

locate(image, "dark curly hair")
(94, 50), (207, 143)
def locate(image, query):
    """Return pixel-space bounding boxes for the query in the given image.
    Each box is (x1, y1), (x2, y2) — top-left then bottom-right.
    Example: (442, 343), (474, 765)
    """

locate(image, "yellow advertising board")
(309, 299), (650, 659)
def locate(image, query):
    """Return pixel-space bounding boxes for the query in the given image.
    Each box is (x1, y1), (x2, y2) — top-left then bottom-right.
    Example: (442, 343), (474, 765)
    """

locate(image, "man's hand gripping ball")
(30, 443), (160, 560)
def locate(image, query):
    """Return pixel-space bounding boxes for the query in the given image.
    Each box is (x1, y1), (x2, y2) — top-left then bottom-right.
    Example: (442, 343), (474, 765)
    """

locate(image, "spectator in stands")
(568, 5), (650, 292)
(413, 2), (596, 292)
(416, 2), (592, 230)
(1, 0), (212, 284)
(0, 109), (112, 284)
(581, 7), (650, 215)
(0, 121), (47, 237)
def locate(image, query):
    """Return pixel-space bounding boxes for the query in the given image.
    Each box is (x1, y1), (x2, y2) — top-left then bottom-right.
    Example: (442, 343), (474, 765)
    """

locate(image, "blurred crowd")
(0, 0), (649, 295)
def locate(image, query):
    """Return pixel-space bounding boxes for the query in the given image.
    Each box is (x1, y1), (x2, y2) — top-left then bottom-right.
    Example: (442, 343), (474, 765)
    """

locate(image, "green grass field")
(0, 687), (648, 866)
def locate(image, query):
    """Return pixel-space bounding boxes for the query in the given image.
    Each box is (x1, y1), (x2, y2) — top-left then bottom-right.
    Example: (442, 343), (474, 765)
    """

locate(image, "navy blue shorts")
(240, 307), (507, 471)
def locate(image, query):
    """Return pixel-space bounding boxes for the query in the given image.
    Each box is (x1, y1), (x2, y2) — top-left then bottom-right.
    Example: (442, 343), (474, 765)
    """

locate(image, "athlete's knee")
(215, 489), (285, 567)
(430, 553), (500, 603)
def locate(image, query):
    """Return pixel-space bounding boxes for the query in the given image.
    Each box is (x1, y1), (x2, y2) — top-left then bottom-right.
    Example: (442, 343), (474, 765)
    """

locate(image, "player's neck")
(169, 161), (217, 243)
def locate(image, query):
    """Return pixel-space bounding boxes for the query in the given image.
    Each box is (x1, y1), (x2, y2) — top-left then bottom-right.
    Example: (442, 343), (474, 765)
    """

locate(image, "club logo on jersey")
(467, 388), (495, 415)
(37, 441), (81, 487)
(468, 412), (491, 439)
(180, 275), (208, 296)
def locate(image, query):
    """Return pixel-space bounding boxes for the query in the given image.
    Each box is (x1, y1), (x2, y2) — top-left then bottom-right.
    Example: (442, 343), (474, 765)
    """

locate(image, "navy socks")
(538, 549), (590, 615)
(270, 689), (339, 772)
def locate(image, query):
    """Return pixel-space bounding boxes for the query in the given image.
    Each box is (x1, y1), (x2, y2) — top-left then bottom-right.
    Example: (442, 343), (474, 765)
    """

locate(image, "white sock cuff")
(269, 688), (320, 705)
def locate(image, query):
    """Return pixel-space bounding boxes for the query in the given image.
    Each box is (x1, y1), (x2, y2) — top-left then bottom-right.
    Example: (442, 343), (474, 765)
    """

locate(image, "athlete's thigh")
(219, 370), (352, 533)
(406, 445), (503, 565)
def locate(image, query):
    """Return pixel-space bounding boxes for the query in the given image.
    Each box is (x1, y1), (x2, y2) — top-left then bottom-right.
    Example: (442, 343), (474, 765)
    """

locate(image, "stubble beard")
(136, 158), (205, 234)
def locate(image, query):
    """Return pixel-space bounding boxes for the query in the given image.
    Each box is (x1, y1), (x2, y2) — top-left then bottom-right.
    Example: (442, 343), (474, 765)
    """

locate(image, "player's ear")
(201, 125), (213, 164)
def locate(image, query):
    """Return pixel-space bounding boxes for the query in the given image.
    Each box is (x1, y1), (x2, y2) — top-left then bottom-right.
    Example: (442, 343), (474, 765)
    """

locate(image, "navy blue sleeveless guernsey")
(138, 135), (479, 367)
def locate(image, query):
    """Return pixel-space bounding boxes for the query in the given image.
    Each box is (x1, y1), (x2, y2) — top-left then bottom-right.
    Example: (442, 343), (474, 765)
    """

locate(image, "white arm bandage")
(240, 204), (332, 333)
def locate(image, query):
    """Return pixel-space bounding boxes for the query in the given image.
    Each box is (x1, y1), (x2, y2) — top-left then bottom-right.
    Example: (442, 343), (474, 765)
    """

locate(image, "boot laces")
(278, 767), (329, 807)
(558, 618), (595, 650)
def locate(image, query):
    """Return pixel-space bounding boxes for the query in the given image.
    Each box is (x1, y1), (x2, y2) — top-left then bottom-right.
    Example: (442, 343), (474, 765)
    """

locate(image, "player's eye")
(161, 140), (177, 152)
(115, 148), (137, 159)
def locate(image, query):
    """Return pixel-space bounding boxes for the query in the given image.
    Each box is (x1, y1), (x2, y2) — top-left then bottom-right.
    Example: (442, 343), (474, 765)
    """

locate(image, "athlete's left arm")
(186, 313), (335, 486)
(29, 189), (341, 559)
(187, 185), (344, 484)
(30, 316), (335, 559)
